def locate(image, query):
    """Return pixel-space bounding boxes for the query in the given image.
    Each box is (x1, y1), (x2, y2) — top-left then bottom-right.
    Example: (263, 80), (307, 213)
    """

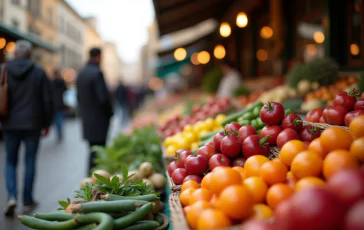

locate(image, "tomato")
(305, 109), (323, 123)
(232, 156), (246, 167)
(197, 145), (217, 160)
(224, 122), (242, 134)
(354, 99), (364, 110)
(282, 114), (303, 132)
(242, 135), (271, 158)
(177, 150), (193, 168)
(185, 154), (208, 175)
(238, 125), (257, 142)
(260, 102), (285, 125)
(168, 161), (182, 176)
(213, 132), (225, 152)
(183, 175), (202, 183)
(276, 128), (300, 149)
(204, 141), (215, 147)
(172, 168), (189, 185)
(209, 154), (231, 170)
(260, 125), (282, 145)
(220, 135), (241, 157)
(324, 105), (348, 125)
(344, 110), (364, 126)
(299, 126), (321, 142)
(319, 116), (326, 123)
(333, 90), (357, 111)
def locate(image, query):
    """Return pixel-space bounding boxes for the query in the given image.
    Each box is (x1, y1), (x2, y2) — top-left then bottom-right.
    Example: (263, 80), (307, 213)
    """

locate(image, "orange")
(243, 177), (268, 203)
(183, 206), (191, 215)
(349, 115), (364, 139)
(279, 140), (307, 166)
(209, 167), (242, 195)
(181, 180), (200, 192)
(210, 195), (220, 208)
(308, 138), (328, 158)
(320, 127), (353, 152)
(294, 177), (325, 192)
(232, 166), (245, 179)
(179, 188), (195, 206)
(272, 158), (288, 170)
(189, 188), (212, 205)
(349, 137), (364, 163)
(244, 156), (270, 178)
(291, 150), (323, 179)
(248, 204), (273, 220)
(186, 200), (212, 229)
(218, 185), (254, 220)
(197, 208), (232, 230)
(323, 150), (359, 180)
(260, 161), (288, 185)
(201, 172), (212, 190)
(266, 183), (293, 210)
(286, 171), (298, 189)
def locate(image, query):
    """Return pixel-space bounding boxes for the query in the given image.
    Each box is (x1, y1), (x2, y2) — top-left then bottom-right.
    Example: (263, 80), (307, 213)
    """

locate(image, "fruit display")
(174, 115), (364, 229)
(163, 114), (227, 155)
(306, 89), (364, 126)
(167, 101), (323, 186)
(159, 97), (232, 138)
(19, 169), (167, 230)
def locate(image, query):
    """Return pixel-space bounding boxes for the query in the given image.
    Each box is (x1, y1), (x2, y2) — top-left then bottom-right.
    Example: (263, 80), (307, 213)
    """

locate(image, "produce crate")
(156, 212), (170, 230)
(165, 146), (280, 193)
(303, 121), (349, 131)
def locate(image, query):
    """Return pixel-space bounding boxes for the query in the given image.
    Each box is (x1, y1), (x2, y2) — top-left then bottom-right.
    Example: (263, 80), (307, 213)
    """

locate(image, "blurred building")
(0, 0), (57, 67)
(57, 0), (84, 71)
(83, 16), (103, 61)
(101, 42), (122, 87)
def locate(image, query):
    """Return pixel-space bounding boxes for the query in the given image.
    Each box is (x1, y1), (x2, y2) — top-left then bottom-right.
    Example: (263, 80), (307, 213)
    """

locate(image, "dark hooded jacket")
(0, 58), (53, 131)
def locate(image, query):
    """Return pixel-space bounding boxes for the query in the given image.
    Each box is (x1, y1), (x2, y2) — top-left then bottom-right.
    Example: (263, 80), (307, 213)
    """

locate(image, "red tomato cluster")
(306, 91), (364, 126)
(159, 98), (231, 137)
(168, 101), (322, 184)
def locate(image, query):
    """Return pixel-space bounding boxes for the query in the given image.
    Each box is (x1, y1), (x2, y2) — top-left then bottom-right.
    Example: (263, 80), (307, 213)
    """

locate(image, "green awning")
(0, 23), (58, 52)
(156, 58), (190, 78)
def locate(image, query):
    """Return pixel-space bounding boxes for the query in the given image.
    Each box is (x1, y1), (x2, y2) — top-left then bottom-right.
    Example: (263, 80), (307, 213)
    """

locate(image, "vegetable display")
(19, 168), (166, 230)
(177, 115), (364, 230)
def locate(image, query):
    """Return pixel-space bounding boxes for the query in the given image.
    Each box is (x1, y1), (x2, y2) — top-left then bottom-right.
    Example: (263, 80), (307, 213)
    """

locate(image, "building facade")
(101, 42), (122, 87)
(83, 16), (103, 61)
(57, 0), (84, 71)
(1, 0), (28, 32)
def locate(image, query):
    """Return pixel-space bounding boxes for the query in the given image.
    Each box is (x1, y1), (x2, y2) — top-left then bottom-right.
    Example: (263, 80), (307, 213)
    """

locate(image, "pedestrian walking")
(51, 69), (67, 141)
(76, 48), (113, 174)
(115, 80), (129, 126)
(0, 40), (53, 216)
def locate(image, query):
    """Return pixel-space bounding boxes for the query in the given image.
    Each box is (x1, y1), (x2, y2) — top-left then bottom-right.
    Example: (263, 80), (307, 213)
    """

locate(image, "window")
(347, 0), (364, 66)
(28, 0), (42, 17)
(47, 7), (53, 25)
(59, 17), (64, 32)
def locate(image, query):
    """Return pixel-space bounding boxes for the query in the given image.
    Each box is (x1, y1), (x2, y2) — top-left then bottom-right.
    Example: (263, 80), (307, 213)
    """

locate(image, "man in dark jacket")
(76, 48), (113, 174)
(1, 40), (53, 216)
(51, 69), (67, 141)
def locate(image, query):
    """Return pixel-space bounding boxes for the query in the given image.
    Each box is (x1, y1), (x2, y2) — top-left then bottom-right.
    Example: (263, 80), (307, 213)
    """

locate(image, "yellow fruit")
(166, 145), (176, 156)
(184, 132), (197, 143)
(184, 124), (194, 133)
(191, 142), (199, 150)
(199, 129), (209, 137)
(215, 114), (227, 124)
(164, 137), (173, 146)
(204, 118), (215, 130)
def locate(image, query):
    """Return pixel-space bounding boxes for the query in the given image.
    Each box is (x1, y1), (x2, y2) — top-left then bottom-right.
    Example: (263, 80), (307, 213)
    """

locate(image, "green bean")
(75, 212), (113, 230)
(18, 215), (78, 229)
(34, 212), (76, 221)
(122, 220), (160, 230)
(102, 194), (159, 202)
(73, 224), (96, 230)
(113, 203), (153, 229)
(106, 211), (130, 219)
(72, 200), (149, 213)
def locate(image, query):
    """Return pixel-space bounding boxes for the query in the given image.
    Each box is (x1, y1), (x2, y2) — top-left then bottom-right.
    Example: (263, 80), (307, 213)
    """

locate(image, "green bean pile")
(19, 194), (164, 230)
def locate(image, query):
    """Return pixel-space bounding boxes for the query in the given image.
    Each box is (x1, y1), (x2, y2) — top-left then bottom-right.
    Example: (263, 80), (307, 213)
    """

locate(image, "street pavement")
(0, 117), (122, 230)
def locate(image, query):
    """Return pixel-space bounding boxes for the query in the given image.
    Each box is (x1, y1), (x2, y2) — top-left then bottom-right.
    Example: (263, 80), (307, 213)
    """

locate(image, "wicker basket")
(155, 212), (170, 230)
(303, 121), (349, 131)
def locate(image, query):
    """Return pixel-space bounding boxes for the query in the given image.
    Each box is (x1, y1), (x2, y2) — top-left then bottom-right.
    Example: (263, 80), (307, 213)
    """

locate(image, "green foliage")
(286, 58), (339, 88)
(57, 198), (71, 211)
(358, 72), (364, 93)
(92, 126), (163, 175)
(286, 64), (309, 88)
(202, 67), (223, 93)
(232, 86), (251, 97)
(74, 183), (93, 201)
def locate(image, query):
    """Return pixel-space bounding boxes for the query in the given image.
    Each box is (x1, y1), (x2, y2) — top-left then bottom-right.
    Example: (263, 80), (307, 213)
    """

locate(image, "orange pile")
(179, 115), (364, 229)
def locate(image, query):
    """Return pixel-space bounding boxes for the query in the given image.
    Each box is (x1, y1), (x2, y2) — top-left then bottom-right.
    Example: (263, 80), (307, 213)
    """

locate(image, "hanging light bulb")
(174, 48), (187, 61)
(214, 45), (226, 59)
(219, 22), (231, 38)
(197, 51), (210, 64)
(236, 12), (248, 28)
